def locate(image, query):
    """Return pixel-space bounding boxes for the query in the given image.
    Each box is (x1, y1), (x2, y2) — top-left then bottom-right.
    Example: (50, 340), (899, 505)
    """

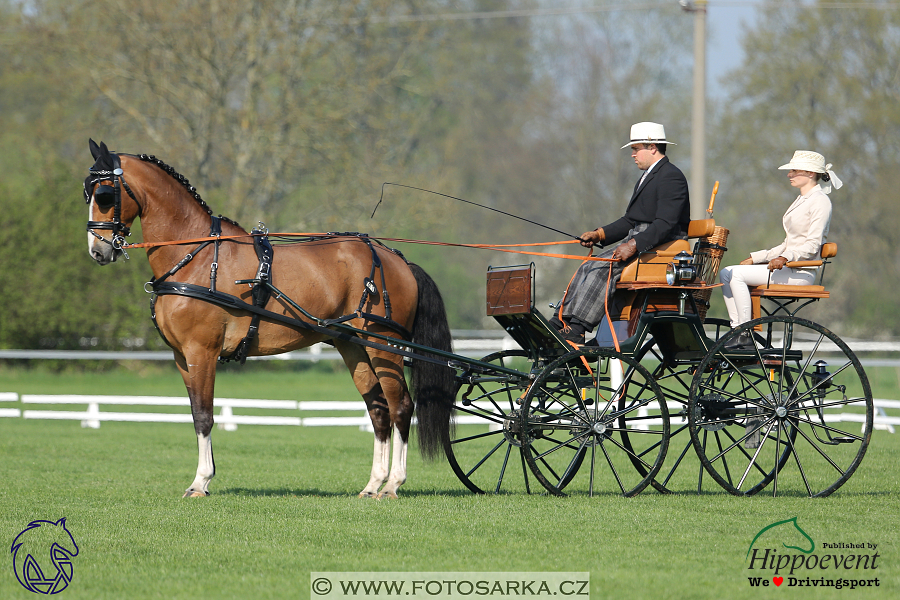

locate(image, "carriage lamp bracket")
(807, 360), (854, 445)
(666, 250), (698, 286)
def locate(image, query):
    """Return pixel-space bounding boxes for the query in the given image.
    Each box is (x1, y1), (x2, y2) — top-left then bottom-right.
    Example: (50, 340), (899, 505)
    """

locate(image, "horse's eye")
(93, 185), (116, 209)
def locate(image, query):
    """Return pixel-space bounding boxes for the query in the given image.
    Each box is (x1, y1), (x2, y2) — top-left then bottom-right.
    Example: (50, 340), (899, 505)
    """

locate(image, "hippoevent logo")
(745, 517), (880, 590)
(10, 518), (79, 594)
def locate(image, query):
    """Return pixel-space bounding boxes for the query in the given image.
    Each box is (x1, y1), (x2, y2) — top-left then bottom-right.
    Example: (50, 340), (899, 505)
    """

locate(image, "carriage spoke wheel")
(521, 348), (669, 497)
(622, 339), (699, 494)
(444, 351), (538, 494)
(623, 319), (731, 494)
(688, 316), (873, 497)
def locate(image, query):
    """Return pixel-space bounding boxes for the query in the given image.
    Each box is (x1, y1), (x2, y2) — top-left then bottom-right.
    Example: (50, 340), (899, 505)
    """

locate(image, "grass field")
(1, 364), (899, 599)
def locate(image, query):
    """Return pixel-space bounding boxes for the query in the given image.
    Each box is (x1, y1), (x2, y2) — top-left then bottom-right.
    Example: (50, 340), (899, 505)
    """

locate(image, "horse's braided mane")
(136, 153), (242, 229)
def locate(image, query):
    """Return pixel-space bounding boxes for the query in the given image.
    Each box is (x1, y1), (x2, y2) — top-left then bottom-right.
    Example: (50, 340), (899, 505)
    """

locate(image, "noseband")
(84, 153), (142, 260)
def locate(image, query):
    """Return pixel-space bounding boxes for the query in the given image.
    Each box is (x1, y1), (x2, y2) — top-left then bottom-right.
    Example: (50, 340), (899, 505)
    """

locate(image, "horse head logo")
(747, 516), (814, 560)
(10, 518), (79, 594)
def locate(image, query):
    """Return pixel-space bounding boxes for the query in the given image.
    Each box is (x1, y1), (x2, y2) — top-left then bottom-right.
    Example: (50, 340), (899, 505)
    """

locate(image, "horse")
(83, 139), (455, 499)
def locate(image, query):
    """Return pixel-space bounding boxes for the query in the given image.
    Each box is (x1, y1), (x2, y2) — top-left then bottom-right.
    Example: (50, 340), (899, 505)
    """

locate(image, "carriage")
(448, 222), (871, 498)
(83, 140), (873, 499)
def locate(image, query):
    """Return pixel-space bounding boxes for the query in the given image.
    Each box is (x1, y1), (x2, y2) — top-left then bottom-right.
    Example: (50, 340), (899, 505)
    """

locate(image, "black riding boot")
(549, 316), (589, 344)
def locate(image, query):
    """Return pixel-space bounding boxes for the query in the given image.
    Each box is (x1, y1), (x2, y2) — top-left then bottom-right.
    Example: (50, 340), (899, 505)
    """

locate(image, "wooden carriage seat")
(618, 219), (716, 284)
(749, 242), (837, 320)
(603, 219), (718, 327)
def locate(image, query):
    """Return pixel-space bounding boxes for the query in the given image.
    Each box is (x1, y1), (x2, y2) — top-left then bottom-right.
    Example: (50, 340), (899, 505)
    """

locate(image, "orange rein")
(123, 233), (618, 262)
(125, 231), (620, 350)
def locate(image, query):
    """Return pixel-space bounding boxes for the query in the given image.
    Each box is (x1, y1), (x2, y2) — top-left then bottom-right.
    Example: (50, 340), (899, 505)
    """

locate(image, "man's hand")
(739, 257), (754, 266)
(579, 228), (605, 248)
(612, 239), (637, 262)
(768, 256), (788, 271)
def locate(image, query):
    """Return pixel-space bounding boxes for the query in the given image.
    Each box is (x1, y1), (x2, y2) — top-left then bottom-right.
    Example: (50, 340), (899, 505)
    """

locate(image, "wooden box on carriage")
(486, 264), (533, 316)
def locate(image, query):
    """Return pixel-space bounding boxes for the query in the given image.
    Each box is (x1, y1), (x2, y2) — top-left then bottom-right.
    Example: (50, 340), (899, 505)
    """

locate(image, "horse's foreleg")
(174, 350), (218, 497)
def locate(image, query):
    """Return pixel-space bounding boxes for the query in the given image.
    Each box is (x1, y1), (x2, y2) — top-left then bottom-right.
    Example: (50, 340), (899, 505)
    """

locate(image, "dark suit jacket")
(601, 156), (691, 252)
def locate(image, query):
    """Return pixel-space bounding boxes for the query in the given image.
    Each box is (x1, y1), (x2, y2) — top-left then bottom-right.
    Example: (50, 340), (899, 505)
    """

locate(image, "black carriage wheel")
(521, 348), (669, 497)
(444, 350), (537, 494)
(622, 320), (730, 494)
(688, 316), (873, 497)
(621, 338), (696, 494)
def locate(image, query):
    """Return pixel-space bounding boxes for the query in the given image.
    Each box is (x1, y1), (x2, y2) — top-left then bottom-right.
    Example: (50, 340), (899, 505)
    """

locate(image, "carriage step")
(831, 436), (856, 444)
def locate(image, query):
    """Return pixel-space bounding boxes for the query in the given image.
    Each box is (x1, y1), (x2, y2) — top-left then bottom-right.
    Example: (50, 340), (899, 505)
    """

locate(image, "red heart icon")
(773, 577), (783, 586)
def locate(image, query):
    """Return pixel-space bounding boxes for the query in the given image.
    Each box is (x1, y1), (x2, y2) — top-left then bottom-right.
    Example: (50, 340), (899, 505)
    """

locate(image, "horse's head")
(84, 139), (143, 265)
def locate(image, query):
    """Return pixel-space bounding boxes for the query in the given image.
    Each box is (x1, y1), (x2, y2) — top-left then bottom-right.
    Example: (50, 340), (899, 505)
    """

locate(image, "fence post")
(81, 402), (101, 429)
(218, 405), (238, 431)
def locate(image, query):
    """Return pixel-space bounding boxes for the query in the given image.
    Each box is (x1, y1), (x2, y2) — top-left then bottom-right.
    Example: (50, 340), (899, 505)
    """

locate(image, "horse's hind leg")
(336, 342), (393, 498)
(366, 348), (414, 500)
(174, 350), (218, 497)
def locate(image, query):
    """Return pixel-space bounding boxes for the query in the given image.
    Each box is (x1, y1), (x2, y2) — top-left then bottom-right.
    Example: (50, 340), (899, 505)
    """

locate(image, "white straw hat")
(778, 150), (843, 194)
(620, 122), (676, 149)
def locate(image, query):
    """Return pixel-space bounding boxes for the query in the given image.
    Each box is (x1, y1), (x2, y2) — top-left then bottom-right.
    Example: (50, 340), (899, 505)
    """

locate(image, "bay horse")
(83, 139), (455, 499)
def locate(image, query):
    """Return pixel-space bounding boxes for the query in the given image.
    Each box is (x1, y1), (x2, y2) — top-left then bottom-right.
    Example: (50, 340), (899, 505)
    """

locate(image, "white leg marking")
(359, 434), (390, 498)
(377, 427), (408, 500)
(184, 433), (214, 497)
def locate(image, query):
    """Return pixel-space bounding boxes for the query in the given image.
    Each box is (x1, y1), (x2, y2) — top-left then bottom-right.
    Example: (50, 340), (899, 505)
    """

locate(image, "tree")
(710, 0), (900, 335)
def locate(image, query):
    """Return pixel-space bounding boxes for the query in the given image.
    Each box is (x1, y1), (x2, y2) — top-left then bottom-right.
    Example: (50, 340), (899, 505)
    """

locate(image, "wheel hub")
(694, 393), (728, 431)
(502, 409), (527, 447)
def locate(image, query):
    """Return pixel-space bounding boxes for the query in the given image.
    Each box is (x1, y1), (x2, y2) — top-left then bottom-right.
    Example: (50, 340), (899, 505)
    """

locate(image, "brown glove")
(612, 238), (637, 262)
(579, 228), (605, 248)
(768, 256), (788, 271)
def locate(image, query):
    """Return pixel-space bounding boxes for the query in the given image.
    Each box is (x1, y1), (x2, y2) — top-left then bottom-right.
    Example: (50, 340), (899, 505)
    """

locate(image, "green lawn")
(0, 365), (898, 599)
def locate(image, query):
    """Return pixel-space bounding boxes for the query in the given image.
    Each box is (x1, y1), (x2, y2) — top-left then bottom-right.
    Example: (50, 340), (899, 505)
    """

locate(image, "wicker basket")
(692, 226), (729, 321)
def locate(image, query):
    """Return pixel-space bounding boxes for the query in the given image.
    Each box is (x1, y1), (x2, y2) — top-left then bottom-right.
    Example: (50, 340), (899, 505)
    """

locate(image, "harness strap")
(353, 234), (393, 321)
(209, 216), (221, 292)
(154, 282), (421, 363)
(221, 225), (275, 364)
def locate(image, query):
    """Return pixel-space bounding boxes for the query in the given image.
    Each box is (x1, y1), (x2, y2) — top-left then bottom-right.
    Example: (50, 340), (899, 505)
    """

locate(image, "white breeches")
(720, 265), (816, 327)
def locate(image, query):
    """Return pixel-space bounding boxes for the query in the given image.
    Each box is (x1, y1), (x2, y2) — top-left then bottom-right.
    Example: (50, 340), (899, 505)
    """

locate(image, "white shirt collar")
(644, 157), (664, 175)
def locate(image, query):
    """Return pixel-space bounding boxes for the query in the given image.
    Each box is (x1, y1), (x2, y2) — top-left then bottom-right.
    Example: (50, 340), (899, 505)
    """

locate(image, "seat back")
(821, 242), (837, 259)
(618, 239), (691, 283)
(687, 218), (716, 239)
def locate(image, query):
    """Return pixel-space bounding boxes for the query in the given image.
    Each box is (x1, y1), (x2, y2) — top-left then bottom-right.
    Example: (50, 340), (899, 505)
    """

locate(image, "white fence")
(1, 393), (897, 434)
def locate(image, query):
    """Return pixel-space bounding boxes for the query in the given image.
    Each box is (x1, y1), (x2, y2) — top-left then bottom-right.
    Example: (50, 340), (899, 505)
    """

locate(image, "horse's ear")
(99, 141), (110, 157)
(89, 138), (101, 160)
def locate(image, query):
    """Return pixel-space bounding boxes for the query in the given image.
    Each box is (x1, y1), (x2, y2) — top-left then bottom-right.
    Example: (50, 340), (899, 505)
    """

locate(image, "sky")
(705, 0), (762, 95)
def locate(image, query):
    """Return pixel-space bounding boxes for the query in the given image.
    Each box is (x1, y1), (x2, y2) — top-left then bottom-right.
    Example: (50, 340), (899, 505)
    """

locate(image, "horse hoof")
(358, 492), (377, 499)
(376, 491), (399, 500)
(183, 489), (209, 498)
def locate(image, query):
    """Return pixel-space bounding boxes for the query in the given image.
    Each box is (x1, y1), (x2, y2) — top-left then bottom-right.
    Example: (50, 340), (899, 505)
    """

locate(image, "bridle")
(84, 153), (142, 261)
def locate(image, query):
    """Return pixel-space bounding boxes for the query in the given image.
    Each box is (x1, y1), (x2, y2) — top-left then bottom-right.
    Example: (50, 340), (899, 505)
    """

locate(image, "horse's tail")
(408, 262), (456, 461)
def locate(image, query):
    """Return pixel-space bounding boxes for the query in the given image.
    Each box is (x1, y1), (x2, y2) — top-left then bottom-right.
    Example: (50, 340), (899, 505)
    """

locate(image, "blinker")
(94, 184), (116, 208)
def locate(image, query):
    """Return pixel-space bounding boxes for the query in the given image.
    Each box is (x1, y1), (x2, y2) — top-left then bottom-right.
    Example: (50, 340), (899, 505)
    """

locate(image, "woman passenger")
(719, 151), (842, 350)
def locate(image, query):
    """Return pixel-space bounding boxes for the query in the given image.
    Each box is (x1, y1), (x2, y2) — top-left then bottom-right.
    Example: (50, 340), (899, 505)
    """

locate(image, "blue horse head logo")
(11, 518), (79, 594)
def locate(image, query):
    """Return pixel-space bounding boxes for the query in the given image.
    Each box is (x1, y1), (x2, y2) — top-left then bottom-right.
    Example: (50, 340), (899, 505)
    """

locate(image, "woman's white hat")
(779, 150), (843, 194)
(620, 122), (676, 149)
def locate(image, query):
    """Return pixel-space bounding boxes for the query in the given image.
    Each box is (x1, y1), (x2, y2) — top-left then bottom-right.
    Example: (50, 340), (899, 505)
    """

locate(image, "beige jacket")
(750, 185), (832, 264)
